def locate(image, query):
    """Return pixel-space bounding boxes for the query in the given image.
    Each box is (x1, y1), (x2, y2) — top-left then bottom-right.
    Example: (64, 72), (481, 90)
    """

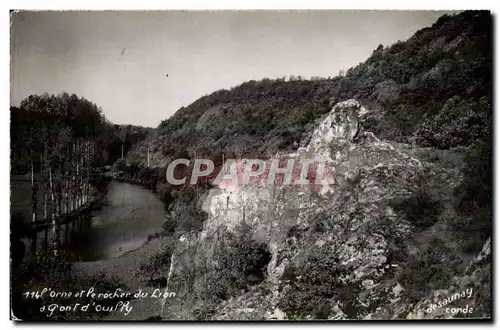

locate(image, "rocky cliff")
(122, 11), (492, 320)
(158, 99), (490, 320)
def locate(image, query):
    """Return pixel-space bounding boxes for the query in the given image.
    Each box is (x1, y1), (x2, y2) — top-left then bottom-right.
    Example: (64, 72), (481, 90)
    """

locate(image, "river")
(73, 181), (167, 261)
(72, 181), (175, 320)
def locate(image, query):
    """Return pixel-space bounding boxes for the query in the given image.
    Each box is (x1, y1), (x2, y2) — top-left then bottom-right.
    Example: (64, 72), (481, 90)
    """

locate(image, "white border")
(4, 0), (499, 10)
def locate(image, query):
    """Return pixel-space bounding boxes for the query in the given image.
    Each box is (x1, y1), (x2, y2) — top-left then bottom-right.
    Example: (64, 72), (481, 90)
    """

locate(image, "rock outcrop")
(158, 99), (489, 320)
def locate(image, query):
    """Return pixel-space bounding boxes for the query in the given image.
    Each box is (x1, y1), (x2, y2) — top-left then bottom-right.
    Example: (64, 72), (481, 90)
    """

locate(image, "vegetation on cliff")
(127, 10), (492, 320)
(127, 9), (491, 245)
(128, 10), (491, 169)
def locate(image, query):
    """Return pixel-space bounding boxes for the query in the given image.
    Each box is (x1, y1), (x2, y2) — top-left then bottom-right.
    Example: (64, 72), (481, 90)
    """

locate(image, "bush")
(416, 100), (491, 149)
(175, 205), (207, 233)
(111, 158), (126, 172)
(390, 174), (443, 231)
(277, 245), (359, 319)
(450, 138), (492, 252)
(197, 234), (271, 318)
(137, 244), (175, 281)
(167, 189), (208, 234)
(396, 249), (453, 302)
(217, 239), (271, 285)
(392, 190), (443, 230)
(312, 212), (330, 233)
(455, 138), (492, 214)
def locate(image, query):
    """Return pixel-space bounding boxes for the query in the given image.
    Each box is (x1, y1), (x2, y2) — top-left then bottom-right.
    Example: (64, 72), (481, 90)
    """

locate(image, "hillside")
(162, 99), (491, 320)
(127, 10), (491, 168)
(123, 10), (492, 320)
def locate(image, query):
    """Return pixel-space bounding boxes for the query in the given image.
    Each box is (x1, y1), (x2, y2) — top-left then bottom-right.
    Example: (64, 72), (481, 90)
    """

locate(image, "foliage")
(277, 245), (358, 319)
(112, 158), (126, 173)
(127, 11), (491, 182)
(311, 211), (330, 233)
(391, 186), (443, 231)
(455, 138), (492, 215)
(116, 13), (493, 238)
(450, 138), (492, 252)
(353, 11), (491, 146)
(395, 243), (454, 302)
(137, 244), (175, 281)
(10, 92), (152, 173)
(11, 93), (106, 172)
(108, 124), (153, 164)
(196, 232), (271, 318)
(415, 99), (492, 149)
(167, 188), (208, 234)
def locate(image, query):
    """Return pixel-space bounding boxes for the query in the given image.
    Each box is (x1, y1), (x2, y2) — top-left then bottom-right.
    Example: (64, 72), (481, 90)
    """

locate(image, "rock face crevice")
(161, 99), (489, 320)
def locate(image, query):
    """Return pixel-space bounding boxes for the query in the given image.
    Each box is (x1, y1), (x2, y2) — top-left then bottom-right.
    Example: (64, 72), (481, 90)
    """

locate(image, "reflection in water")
(67, 182), (166, 261)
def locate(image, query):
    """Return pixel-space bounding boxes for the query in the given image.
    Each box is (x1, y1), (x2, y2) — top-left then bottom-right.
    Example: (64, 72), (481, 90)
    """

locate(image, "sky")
(10, 10), (456, 127)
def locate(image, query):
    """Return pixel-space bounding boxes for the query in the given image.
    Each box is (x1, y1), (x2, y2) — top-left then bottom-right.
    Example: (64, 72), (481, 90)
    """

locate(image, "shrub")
(137, 244), (175, 281)
(390, 174), (443, 231)
(111, 158), (126, 172)
(455, 138), (492, 214)
(450, 138), (492, 252)
(312, 211), (330, 233)
(416, 100), (492, 149)
(197, 234), (271, 317)
(167, 189), (208, 234)
(392, 190), (443, 230)
(217, 239), (271, 285)
(175, 205), (207, 233)
(277, 245), (359, 319)
(396, 253), (453, 301)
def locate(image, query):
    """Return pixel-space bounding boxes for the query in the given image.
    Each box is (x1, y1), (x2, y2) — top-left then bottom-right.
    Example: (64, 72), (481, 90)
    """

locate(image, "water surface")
(71, 181), (166, 261)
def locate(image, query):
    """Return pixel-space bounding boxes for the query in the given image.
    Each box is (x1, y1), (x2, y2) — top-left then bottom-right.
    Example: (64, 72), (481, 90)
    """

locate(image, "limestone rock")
(161, 98), (489, 321)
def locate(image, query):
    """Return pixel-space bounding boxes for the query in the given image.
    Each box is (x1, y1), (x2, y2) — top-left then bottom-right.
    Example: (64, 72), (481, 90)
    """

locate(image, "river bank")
(70, 181), (174, 320)
(73, 234), (175, 320)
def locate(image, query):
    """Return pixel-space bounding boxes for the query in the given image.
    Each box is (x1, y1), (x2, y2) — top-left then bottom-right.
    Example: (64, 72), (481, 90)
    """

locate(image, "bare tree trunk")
(43, 188), (47, 220)
(147, 145), (150, 168)
(75, 140), (80, 208)
(65, 144), (70, 214)
(31, 158), (35, 222)
(41, 154), (47, 221)
(78, 140), (81, 206)
(72, 142), (76, 212)
(30, 157), (37, 255)
(86, 140), (89, 204)
(83, 141), (87, 204)
(84, 140), (89, 204)
(49, 165), (59, 257)
(89, 141), (93, 202)
(87, 141), (91, 203)
(79, 140), (82, 208)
